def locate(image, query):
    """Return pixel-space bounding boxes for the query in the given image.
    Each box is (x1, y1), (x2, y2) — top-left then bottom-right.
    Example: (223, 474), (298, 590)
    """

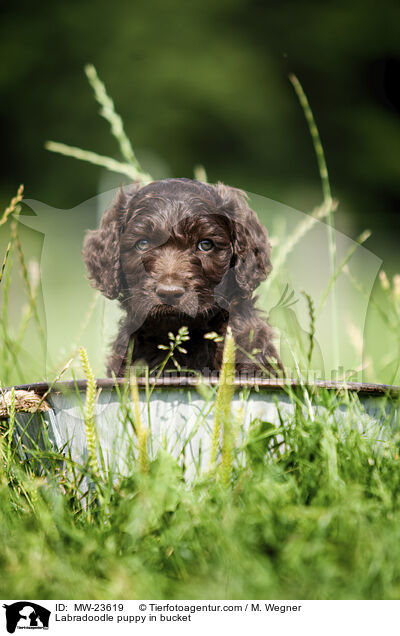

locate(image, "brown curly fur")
(83, 178), (283, 377)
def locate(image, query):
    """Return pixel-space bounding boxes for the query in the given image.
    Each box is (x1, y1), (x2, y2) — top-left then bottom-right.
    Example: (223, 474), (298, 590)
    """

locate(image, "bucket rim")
(6, 377), (400, 397)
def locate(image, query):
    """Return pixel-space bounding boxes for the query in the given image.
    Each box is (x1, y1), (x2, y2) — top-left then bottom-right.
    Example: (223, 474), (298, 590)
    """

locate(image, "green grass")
(1, 67), (400, 600)
(1, 378), (400, 599)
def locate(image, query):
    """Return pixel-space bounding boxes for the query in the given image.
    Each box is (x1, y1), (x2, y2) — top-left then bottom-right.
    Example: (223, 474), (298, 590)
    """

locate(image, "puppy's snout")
(156, 282), (185, 304)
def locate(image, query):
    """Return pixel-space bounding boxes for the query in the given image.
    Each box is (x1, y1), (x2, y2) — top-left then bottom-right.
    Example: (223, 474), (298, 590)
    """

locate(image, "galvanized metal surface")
(8, 379), (400, 478)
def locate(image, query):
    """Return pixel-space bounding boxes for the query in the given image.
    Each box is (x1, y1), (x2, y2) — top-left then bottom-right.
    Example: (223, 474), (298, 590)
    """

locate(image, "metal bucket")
(5, 378), (400, 479)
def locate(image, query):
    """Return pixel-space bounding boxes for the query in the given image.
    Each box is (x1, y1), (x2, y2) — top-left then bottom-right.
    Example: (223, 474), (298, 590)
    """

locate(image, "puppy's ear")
(82, 183), (141, 299)
(215, 183), (272, 294)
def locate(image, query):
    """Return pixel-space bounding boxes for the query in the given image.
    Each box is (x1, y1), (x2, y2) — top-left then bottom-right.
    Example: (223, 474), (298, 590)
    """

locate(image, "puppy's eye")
(135, 239), (150, 251)
(197, 239), (214, 252)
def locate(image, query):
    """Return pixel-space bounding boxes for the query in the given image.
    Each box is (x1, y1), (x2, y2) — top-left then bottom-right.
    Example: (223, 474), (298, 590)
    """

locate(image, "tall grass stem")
(79, 347), (100, 478)
(45, 142), (151, 184)
(210, 327), (236, 477)
(130, 373), (149, 473)
(289, 74), (339, 370)
(84, 65), (141, 171)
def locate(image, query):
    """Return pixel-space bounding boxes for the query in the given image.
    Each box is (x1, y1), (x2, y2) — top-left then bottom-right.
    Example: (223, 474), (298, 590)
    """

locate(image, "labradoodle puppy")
(83, 178), (282, 377)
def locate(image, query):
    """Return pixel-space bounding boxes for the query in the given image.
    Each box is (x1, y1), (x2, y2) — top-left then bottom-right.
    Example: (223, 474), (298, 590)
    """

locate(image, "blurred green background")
(1, 0), (399, 263)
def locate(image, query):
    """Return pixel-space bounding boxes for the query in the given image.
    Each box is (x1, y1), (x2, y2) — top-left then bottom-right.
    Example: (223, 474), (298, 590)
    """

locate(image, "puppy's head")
(83, 178), (272, 324)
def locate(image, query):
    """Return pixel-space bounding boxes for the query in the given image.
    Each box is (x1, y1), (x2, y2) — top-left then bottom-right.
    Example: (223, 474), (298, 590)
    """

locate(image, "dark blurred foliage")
(0, 0), (399, 261)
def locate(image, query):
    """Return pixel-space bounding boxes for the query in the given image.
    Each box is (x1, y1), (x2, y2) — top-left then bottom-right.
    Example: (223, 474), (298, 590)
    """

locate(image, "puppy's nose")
(156, 283), (185, 304)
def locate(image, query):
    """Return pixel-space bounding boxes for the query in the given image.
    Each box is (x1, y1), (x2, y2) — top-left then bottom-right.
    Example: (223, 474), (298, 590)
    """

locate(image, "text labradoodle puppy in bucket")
(83, 178), (283, 377)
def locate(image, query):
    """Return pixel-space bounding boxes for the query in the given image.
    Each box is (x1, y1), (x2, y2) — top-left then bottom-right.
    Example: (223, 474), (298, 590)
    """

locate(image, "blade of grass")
(52, 290), (100, 376)
(10, 357), (74, 462)
(344, 265), (394, 329)
(84, 64), (141, 171)
(11, 220), (46, 355)
(266, 198), (337, 289)
(1, 230), (15, 381)
(193, 164), (208, 182)
(0, 185), (24, 227)
(0, 241), (12, 284)
(209, 327), (236, 477)
(130, 373), (149, 473)
(301, 290), (316, 368)
(316, 229), (371, 317)
(289, 73), (339, 370)
(79, 347), (100, 480)
(45, 141), (151, 184)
